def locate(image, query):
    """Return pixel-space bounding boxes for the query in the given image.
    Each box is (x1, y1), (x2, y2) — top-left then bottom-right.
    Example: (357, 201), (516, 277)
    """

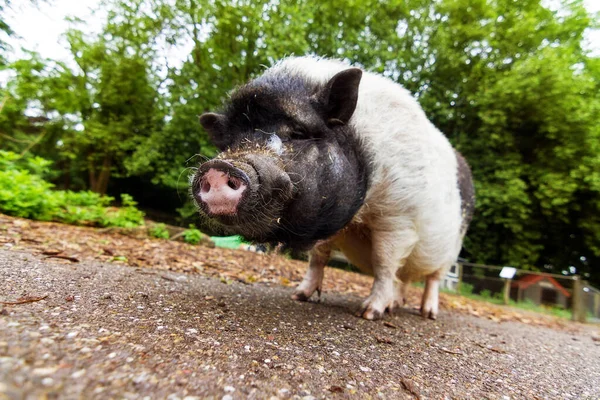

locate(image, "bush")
(493, 291), (505, 301)
(183, 225), (203, 244)
(0, 150), (55, 178)
(0, 151), (144, 228)
(97, 194), (145, 228)
(0, 169), (58, 220)
(458, 282), (474, 296)
(149, 223), (170, 239)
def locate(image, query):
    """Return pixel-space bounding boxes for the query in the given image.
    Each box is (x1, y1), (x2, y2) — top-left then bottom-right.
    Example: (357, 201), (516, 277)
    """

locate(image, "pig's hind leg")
(420, 270), (442, 319)
(359, 229), (418, 320)
(292, 242), (332, 301)
(394, 278), (410, 309)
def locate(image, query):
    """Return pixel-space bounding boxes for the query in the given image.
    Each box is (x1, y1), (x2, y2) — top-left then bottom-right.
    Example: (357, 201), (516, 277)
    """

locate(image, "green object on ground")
(211, 236), (245, 249)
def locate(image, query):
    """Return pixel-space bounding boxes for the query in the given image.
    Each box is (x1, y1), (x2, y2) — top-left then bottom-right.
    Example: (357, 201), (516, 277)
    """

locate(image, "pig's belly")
(331, 217), (460, 280)
(331, 223), (373, 275)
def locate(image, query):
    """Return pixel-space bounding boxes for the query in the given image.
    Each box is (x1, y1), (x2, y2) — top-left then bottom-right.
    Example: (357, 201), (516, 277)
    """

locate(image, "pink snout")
(198, 168), (247, 215)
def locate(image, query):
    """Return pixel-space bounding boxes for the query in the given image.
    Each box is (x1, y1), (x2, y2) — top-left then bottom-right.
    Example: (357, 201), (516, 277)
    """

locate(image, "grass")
(438, 282), (573, 319)
(508, 298), (573, 319)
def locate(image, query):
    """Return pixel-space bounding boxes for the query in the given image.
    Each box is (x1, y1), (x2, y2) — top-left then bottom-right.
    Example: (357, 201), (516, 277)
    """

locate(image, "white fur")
(266, 134), (284, 155)
(270, 57), (465, 319)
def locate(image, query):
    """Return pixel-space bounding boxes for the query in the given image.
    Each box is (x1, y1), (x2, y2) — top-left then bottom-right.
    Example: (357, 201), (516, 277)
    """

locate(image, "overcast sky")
(4, 0), (600, 67)
(4, 0), (105, 64)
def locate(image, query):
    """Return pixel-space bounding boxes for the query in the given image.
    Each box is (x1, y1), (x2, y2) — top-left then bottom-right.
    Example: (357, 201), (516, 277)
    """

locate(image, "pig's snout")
(195, 161), (251, 216)
(199, 169), (246, 215)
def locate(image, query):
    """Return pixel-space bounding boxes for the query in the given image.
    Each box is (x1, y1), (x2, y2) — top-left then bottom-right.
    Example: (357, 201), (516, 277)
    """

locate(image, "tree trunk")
(59, 160), (71, 190)
(89, 156), (111, 195)
(96, 156), (111, 195)
(89, 158), (97, 192)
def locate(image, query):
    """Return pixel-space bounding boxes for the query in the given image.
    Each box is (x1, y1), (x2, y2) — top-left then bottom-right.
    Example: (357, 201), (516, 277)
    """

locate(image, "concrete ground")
(1, 249), (599, 399)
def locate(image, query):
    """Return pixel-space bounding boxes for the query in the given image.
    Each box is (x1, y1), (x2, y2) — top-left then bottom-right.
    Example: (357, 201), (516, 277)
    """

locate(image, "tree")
(1, 0), (165, 194)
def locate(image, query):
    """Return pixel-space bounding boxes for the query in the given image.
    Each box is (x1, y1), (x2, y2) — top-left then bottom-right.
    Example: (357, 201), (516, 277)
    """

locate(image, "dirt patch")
(1, 250), (599, 398)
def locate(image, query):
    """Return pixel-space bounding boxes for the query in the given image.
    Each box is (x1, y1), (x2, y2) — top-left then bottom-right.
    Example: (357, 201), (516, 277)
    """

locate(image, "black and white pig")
(192, 56), (475, 320)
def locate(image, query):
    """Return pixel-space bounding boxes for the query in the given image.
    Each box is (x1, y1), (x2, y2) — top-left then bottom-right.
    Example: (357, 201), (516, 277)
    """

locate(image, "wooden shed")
(511, 274), (571, 308)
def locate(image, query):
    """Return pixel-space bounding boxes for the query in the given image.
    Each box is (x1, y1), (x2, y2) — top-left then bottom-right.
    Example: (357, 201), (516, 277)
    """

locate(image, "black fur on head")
(193, 68), (371, 249)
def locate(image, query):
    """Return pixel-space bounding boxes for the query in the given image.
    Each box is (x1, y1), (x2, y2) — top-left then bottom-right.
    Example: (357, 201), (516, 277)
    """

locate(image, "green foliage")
(53, 192), (144, 228)
(0, 168), (57, 220)
(0, 150), (54, 178)
(458, 283), (475, 296)
(0, 151), (144, 227)
(2, 13), (165, 194)
(149, 223), (170, 239)
(183, 225), (203, 245)
(493, 291), (505, 302)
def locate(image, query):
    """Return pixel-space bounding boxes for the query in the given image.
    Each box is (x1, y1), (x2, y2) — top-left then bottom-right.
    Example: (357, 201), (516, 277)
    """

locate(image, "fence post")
(456, 262), (463, 293)
(571, 276), (586, 323)
(503, 278), (511, 305)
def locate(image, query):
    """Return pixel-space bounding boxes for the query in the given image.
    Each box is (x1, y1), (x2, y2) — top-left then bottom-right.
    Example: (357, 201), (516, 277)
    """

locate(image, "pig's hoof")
(357, 298), (393, 320)
(420, 306), (437, 320)
(291, 291), (312, 302)
(356, 307), (383, 320)
(291, 287), (320, 302)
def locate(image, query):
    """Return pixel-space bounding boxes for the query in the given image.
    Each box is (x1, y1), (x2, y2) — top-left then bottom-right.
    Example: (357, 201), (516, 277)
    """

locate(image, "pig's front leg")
(359, 229), (417, 320)
(420, 271), (441, 319)
(292, 242), (332, 301)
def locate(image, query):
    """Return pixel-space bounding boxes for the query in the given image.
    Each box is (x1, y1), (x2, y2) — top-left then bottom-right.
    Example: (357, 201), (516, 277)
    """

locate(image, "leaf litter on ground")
(0, 213), (580, 331)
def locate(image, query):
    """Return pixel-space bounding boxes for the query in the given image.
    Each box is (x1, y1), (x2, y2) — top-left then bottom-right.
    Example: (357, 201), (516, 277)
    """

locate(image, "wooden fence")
(330, 252), (597, 323)
(448, 262), (596, 323)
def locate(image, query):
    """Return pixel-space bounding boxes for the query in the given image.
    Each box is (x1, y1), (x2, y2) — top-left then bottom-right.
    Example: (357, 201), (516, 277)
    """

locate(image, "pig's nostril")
(227, 177), (240, 190)
(201, 180), (211, 193)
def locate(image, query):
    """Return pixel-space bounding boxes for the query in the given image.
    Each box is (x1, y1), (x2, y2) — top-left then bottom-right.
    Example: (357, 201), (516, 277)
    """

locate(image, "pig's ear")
(199, 112), (224, 133)
(319, 68), (362, 125)
(199, 113), (229, 150)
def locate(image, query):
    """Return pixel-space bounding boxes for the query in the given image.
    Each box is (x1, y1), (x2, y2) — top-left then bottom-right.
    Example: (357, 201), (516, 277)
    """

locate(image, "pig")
(192, 56), (475, 320)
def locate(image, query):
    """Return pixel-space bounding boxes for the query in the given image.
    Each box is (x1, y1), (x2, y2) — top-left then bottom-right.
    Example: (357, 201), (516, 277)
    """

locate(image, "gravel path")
(1, 249), (599, 399)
